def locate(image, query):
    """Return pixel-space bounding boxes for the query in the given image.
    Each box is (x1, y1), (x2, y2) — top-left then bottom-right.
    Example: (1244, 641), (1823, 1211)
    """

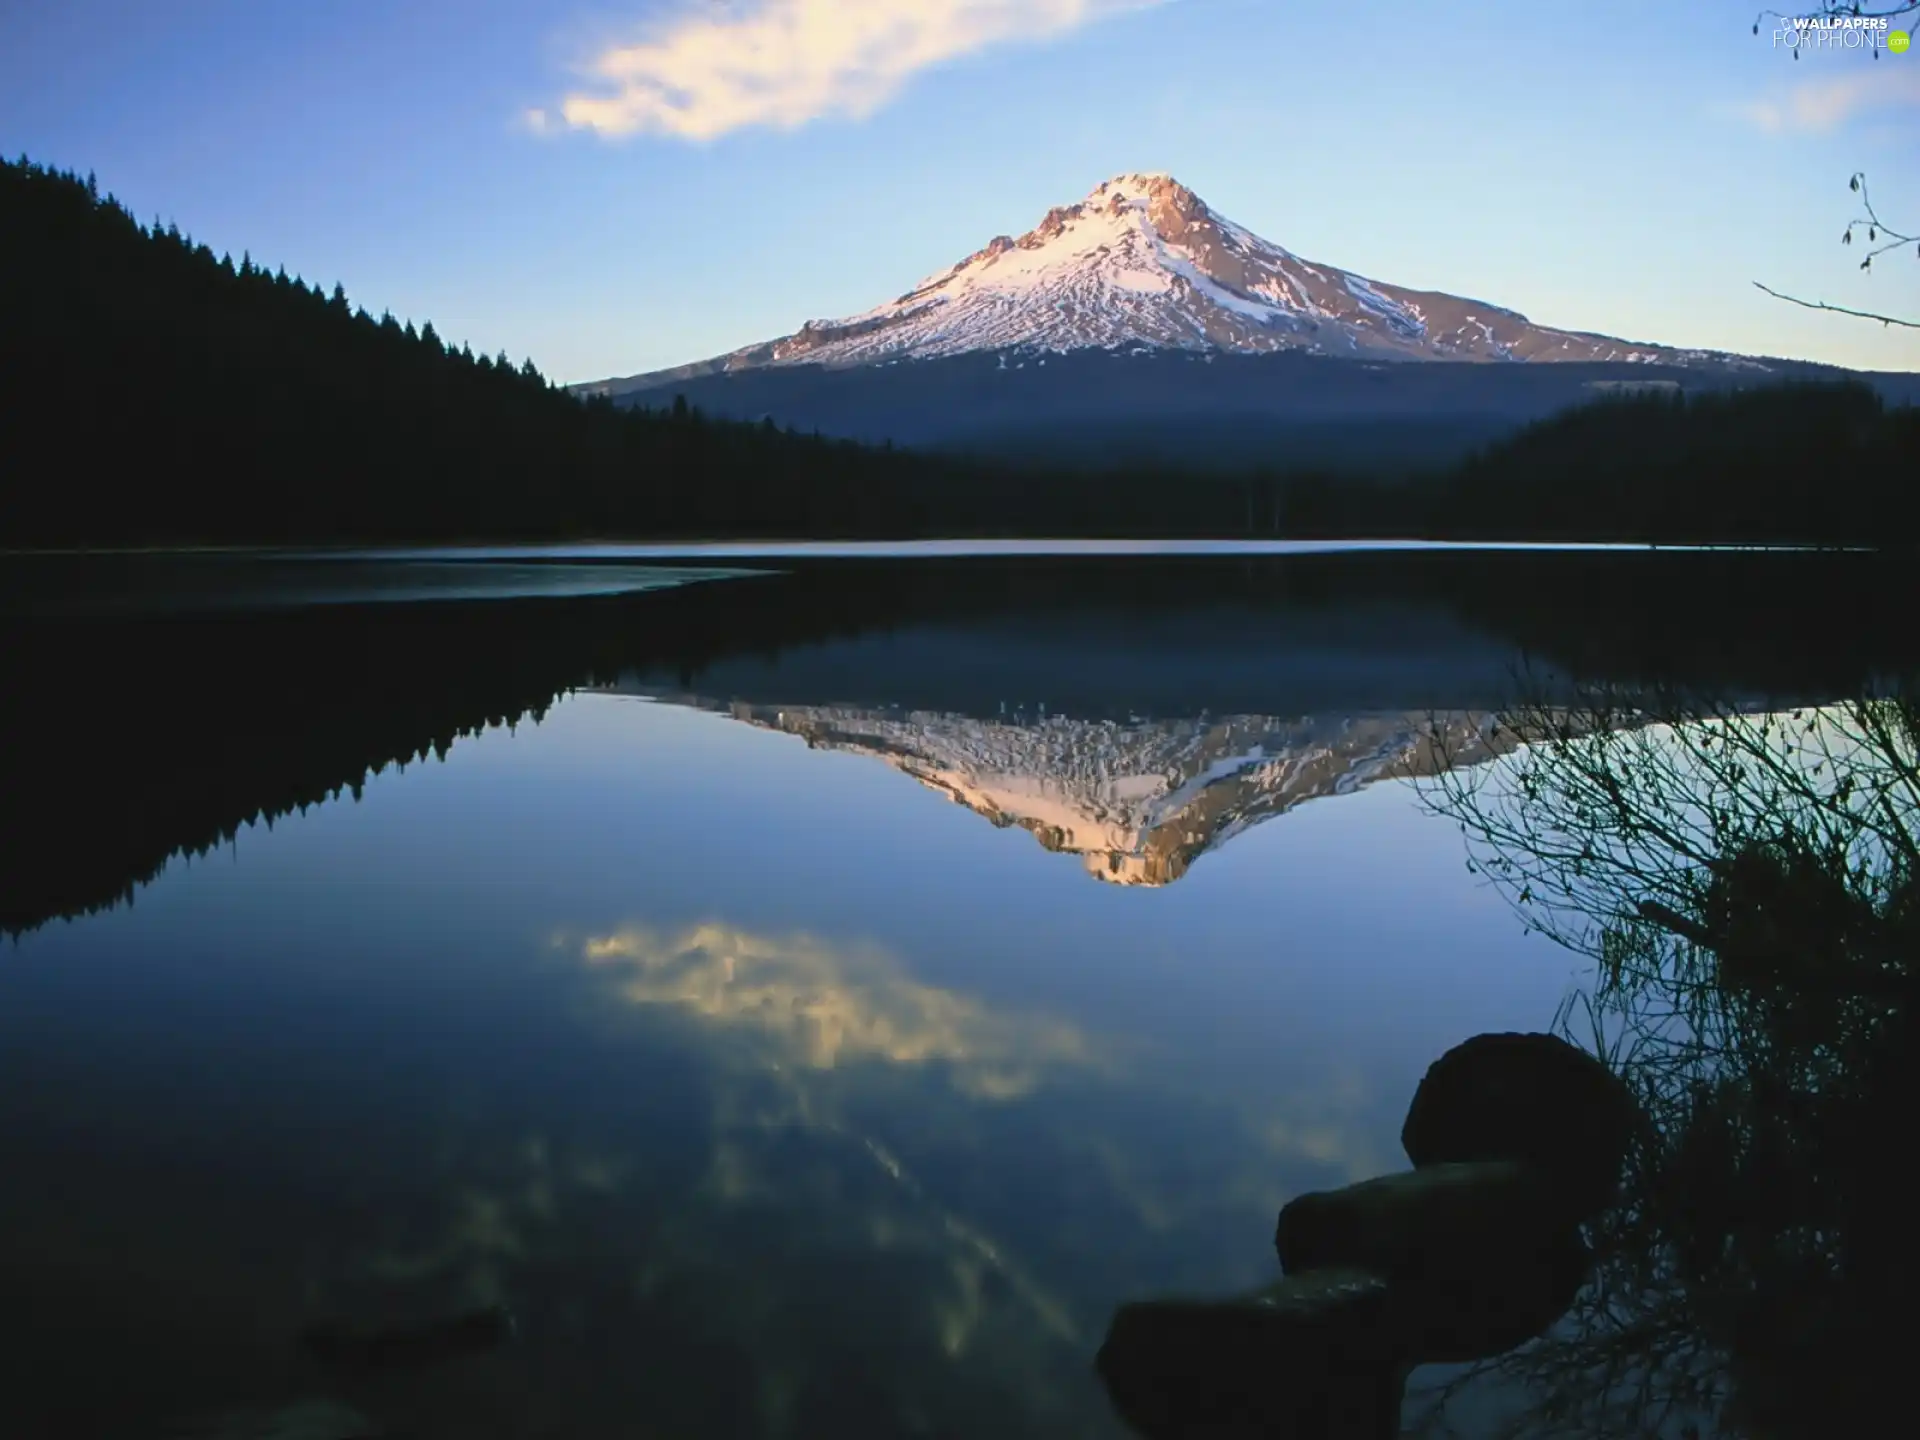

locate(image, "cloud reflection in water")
(574, 920), (1106, 1100)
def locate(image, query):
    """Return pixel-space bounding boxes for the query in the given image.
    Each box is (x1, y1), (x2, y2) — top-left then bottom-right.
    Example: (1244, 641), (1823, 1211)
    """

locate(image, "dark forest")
(3, 156), (1914, 549)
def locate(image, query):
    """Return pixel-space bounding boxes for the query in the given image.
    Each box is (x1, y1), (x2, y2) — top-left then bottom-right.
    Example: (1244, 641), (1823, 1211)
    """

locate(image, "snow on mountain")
(589, 172), (1759, 391)
(647, 698), (1517, 886)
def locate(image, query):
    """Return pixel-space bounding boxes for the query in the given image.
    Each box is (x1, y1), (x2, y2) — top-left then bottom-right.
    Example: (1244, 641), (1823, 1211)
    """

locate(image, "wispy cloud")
(572, 921), (1105, 1097)
(1734, 64), (1920, 133)
(546, 0), (1162, 141)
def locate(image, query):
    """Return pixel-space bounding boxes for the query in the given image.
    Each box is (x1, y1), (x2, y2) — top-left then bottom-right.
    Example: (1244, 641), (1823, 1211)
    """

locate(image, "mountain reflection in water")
(621, 702), (1515, 887)
(0, 548), (1915, 1440)
(6, 548), (1911, 934)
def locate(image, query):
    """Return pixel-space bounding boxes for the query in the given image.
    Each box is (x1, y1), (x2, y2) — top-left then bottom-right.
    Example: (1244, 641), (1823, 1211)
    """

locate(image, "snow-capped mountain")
(589, 172), (1758, 392)
(646, 698), (1517, 886)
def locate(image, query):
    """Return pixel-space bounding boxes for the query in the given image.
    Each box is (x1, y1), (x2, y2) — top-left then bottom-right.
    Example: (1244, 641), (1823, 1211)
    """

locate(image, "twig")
(1755, 2), (1920, 25)
(1750, 282), (1920, 328)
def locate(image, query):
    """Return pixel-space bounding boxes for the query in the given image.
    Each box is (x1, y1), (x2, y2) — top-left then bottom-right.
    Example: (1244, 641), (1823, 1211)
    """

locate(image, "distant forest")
(3, 155), (1915, 548)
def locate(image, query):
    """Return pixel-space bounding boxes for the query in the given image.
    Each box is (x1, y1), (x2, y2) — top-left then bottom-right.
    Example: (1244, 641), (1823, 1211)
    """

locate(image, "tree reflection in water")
(1411, 680), (1919, 1439)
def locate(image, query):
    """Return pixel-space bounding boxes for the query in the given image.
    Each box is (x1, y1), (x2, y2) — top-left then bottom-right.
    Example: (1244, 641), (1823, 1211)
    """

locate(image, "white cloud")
(552, 0), (1163, 141)
(573, 921), (1104, 1097)
(1735, 64), (1920, 133)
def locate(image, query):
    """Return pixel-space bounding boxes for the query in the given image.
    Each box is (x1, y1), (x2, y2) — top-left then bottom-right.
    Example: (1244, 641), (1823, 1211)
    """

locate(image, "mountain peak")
(596, 173), (1754, 385)
(644, 699), (1518, 889)
(1090, 170), (1179, 196)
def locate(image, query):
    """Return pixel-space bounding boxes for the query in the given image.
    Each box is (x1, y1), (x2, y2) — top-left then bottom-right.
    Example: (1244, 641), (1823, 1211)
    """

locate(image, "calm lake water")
(1, 548), (1910, 1438)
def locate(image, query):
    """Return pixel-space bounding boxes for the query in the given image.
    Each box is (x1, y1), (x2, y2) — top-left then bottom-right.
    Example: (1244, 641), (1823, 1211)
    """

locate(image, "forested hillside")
(0, 156), (953, 546)
(3, 156), (1914, 548)
(1430, 382), (1920, 544)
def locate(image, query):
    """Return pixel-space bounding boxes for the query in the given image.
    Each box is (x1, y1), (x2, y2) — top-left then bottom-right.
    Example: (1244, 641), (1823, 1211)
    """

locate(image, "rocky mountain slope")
(586, 172), (1771, 394)
(573, 173), (1888, 460)
(646, 698), (1516, 886)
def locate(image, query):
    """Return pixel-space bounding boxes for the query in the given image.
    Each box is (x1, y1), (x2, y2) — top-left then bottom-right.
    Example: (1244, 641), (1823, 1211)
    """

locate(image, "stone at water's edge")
(1401, 1031), (1638, 1220)
(158, 1397), (377, 1439)
(1386, 1224), (1591, 1364)
(300, 1303), (515, 1375)
(1096, 1268), (1405, 1439)
(1275, 1161), (1566, 1276)
(1273, 1161), (1593, 1363)
(1100, 1033), (1634, 1434)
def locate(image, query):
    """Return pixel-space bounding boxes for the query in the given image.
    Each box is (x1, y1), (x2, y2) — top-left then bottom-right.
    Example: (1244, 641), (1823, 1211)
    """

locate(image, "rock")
(1273, 1162), (1593, 1364)
(1096, 1268), (1405, 1439)
(1386, 1224), (1591, 1364)
(300, 1303), (515, 1375)
(1275, 1161), (1569, 1276)
(161, 1398), (378, 1439)
(1401, 1031), (1638, 1218)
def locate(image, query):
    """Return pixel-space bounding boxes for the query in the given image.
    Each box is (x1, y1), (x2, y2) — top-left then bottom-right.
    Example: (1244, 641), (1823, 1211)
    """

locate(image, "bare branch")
(1755, 2), (1920, 26)
(1747, 18), (1920, 325)
(1843, 172), (1920, 263)
(1750, 282), (1920, 328)
(1411, 679), (1920, 1440)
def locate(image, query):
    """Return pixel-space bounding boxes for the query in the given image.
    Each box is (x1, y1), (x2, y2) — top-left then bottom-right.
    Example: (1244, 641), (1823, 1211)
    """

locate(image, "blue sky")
(4, 0), (1917, 382)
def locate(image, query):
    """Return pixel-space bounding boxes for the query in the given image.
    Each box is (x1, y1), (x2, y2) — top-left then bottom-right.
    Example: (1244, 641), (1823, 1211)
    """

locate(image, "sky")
(3, 0), (1917, 383)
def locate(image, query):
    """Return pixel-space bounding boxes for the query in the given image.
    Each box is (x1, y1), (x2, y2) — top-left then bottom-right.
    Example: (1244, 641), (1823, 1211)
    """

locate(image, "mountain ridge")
(584, 171), (1780, 396)
(639, 698), (1516, 887)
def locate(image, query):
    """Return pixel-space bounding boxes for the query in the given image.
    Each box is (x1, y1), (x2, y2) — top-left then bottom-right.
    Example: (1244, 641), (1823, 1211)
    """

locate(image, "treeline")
(1134, 381), (1917, 546)
(0, 155), (965, 547)
(3, 155), (1915, 548)
(1420, 381), (1920, 545)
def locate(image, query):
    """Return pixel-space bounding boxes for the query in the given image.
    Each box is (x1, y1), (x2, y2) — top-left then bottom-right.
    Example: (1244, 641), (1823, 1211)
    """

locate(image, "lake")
(1, 546), (1911, 1439)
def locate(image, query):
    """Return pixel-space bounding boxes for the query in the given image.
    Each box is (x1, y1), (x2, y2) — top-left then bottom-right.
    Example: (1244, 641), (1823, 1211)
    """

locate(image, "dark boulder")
(159, 1398), (380, 1438)
(1273, 1161), (1593, 1363)
(300, 1304), (516, 1375)
(1401, 1031), (1638, 1218)
(1275, 1161), (1563, 1276)
(1096, 1268), (1405, 1439)
(1388, 1224), (1591, 1364)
